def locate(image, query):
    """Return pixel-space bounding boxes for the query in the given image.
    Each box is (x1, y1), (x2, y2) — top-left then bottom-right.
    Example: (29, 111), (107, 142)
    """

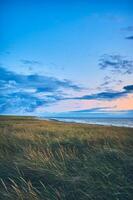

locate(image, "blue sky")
(0, 0), (133, 117)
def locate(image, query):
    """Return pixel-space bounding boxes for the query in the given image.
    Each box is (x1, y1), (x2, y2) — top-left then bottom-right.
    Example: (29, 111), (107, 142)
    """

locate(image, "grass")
(0, 115), (133, 200)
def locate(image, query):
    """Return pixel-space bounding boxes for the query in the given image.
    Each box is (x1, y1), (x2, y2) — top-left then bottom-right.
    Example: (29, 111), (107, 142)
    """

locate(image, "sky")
(0, 0), (133, 117)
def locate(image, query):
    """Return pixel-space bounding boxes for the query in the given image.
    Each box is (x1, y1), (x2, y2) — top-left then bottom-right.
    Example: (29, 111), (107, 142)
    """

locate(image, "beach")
(45, 117), (133, 128)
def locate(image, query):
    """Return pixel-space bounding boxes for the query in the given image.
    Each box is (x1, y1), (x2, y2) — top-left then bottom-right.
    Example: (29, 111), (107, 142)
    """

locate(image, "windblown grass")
(0, 116), (133, 200)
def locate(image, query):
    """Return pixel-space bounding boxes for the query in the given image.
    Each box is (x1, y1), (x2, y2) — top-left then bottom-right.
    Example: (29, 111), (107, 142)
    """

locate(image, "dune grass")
(0, 116), (133, 200)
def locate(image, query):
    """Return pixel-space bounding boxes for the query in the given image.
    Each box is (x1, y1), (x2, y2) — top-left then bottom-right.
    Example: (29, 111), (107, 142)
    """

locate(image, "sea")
(46, 117), (133, 128)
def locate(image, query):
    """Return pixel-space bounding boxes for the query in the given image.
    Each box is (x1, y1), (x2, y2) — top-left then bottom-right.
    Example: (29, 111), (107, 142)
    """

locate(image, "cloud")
(0, 66), (82, 92)
(125, 36), (133, 40)
(0, 92), (46, 114)
(0, 66), (132, 115)
(0, 66), (82, 114)
(121, 26), (133, 40)
(73, 91), (126, 100)
(99, 76), (123, 89)
(20, 59), (42, 65)
(70, 84), (133, 101)
(99, 54), (133, 74)
(123, 84), (133, 92)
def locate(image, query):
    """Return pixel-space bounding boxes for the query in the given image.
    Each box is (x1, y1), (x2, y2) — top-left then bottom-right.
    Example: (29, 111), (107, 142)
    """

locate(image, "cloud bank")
(125, 36), (133, 40)
(70, 84), (133, 101)
(0, 66), (133, 115)
(0, 66), (82, 114)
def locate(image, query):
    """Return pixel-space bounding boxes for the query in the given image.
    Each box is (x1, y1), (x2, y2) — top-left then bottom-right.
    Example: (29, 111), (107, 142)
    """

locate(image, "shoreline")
(1, 115), (133, 128)
(38, 117), (133, 129)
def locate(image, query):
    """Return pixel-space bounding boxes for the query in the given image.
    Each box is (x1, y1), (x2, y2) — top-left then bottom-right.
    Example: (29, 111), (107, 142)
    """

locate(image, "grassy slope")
(0, 116), (133, 200)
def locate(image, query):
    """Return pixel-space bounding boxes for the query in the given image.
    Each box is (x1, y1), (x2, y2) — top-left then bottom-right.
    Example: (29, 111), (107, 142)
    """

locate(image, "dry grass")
(0, 116), (133, 200)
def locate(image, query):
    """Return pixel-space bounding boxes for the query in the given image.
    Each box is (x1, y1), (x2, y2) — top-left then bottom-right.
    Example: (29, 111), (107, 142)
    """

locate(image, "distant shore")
(39, 116), (133, 128)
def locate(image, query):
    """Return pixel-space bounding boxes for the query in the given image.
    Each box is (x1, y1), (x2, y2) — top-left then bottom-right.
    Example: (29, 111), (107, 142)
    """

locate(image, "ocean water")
(49, 117), (133, 128)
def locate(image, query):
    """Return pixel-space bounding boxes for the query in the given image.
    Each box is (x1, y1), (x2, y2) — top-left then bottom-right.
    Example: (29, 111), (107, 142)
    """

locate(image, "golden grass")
(0, 116), (133, 200)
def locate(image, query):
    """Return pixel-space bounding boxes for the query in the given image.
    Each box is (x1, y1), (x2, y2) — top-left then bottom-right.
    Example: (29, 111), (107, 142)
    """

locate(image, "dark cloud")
(121, 26), (133, 40)
(99, 54), (133, 74)
(125, 36), (133, 40)
(100, 81), (111, 87)
(0, 66), (82, 92)
(20, 59), (42, 65)
(123, 84), (133, 92)
(73, 91), (126, 100)
(0, 92), (46, 114)
(0, 66), (82, 114)
(70, 84), (133, 101)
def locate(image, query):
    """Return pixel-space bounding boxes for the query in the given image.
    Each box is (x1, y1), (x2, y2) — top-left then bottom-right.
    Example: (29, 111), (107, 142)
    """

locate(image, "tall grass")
(0, 116), (133, 200)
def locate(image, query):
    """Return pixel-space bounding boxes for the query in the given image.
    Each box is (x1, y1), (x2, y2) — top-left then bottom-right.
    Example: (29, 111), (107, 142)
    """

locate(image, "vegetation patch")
(0, 116), (133, 200)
